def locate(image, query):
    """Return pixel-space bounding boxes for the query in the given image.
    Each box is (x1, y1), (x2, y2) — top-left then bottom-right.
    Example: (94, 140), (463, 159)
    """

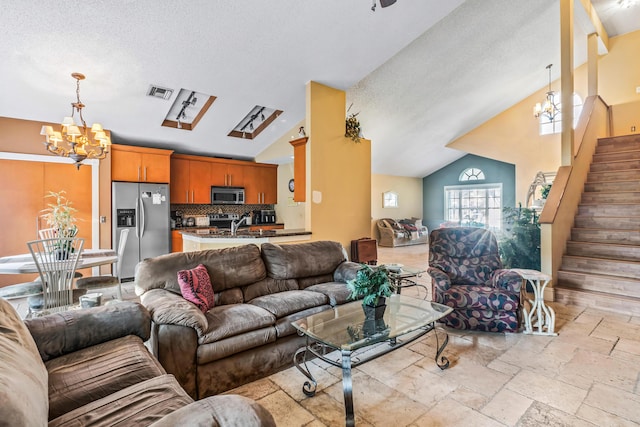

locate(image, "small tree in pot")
(41, 191), (78, 258)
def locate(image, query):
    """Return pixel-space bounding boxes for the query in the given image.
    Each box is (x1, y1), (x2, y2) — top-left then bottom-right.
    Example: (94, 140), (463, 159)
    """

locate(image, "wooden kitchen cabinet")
(244, 164), (278, 204)
(170, 157), (211, 204)
(210, 160), (244, 187)
(111, 144), (173, 183)
(171, 230), (183, 252)
(249, 224), (284, 231)
(170, 153), (277, 205)
(289, 136), (307, 202)
(0, 159), (92, 287)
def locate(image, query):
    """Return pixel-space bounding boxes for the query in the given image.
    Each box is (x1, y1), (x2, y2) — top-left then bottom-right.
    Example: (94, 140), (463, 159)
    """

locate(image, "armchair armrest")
(491, 269), (523, 293)
(24, 301), (150, 362)
(140, 288), (209, 337)
(427, 267), (452, 293)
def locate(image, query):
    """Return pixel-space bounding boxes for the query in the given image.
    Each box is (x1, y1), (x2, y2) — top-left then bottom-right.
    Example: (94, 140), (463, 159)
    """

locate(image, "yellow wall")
(599, 30), (640, 106)
(371, 174), (423, 237)
(448, 29), (640, 205)
(306, 82), (372, 250)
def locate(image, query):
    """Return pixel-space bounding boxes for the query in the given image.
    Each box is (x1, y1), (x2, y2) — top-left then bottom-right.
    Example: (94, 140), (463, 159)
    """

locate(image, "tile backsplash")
(171, 204), (274, 217)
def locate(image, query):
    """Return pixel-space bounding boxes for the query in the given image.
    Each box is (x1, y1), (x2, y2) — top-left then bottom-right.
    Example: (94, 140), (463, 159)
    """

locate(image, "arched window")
(539, 93), (583, 135)
(459, 168), (485, 182)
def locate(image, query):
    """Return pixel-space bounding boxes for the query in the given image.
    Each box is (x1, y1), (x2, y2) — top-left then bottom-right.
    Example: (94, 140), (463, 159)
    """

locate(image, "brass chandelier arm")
(40, 72), (110, 169)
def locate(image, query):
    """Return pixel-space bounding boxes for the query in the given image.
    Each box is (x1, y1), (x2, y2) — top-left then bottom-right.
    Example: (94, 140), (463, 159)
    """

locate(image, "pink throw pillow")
(177, 264), (215, 313)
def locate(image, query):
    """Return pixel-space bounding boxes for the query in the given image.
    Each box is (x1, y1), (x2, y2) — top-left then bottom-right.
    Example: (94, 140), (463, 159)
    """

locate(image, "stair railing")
(538, 95), (610, 297)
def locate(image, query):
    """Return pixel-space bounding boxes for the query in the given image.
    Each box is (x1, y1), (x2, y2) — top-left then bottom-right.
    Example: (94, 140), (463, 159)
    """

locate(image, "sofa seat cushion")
(304, 283), (352, 307)
(440, 285), (519, 311)
(0, 299), (48, 427)
(275, 305), (331, 338)
(46, 334), (166, 420)
(49, 374), (192, 427)
(249, 290), (328, 318)
(197, 327), (277, 364)
(200, 303), (275, 344)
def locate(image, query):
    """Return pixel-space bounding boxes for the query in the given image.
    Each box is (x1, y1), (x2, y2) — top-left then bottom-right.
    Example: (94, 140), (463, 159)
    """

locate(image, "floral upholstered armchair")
(427, 227), (522, 332)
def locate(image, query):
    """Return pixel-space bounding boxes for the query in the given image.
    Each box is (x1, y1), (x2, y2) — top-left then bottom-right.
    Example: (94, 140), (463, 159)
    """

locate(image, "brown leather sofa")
(0, 298), (275, 427)
(135, 240), (361, 399)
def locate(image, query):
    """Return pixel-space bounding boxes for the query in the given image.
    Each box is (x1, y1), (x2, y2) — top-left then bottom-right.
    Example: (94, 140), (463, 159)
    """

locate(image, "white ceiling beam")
(574, 0), (610, 54)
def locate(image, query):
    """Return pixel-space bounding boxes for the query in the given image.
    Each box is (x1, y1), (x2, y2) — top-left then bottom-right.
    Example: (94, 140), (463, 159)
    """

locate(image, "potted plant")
(347, 265), (395, 312)
(41, 191), (78, 258)
(345, 104), (362, 143)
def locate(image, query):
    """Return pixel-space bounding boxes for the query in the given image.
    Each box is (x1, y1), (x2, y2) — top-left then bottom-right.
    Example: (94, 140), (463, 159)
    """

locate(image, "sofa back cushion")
(261, 241), (346, 281)
(135, 245), (266, 301)
(0, 298), (48, 426)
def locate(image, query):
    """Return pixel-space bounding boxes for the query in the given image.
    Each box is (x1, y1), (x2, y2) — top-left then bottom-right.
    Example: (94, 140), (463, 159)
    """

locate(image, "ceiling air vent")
(147, 85), (174, 100)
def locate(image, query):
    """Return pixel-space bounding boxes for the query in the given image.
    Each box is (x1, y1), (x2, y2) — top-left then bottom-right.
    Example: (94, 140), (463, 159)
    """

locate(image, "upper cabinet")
(288, 137), (307, 202)
(210, 160), (244, 187)
(111, 144), (173, 183)
(244, 163), (278, 204)
(171, 153), (277, 205)
(170, 156), (212, 204)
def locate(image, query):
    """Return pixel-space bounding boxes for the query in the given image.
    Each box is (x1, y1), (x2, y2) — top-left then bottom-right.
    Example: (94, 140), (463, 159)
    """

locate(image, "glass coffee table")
(292, 294), (453, 427)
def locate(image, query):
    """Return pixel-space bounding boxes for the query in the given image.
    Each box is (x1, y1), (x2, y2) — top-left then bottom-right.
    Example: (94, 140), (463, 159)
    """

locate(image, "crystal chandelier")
(533, 64), (560, 122)
(41, 73), (111, 169)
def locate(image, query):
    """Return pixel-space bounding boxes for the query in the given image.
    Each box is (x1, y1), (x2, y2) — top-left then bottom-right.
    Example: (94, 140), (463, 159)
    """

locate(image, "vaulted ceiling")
(0, 1), (638, 177)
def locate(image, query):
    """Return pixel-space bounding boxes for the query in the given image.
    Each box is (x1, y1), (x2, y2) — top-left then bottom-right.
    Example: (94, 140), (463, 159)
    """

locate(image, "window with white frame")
(539, 93), (583, 135)
(444, 183), (503, 230)
(459, 168), (485, 181)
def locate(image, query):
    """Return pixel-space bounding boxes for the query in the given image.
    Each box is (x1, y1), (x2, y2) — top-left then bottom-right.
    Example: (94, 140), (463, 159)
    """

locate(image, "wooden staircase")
(555, 134), (640, 315)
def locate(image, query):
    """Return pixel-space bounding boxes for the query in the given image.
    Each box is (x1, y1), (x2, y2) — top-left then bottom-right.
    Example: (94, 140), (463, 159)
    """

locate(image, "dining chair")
(27, 237), (84, 316)
(76, 229), (129, 301)
(38, 228), (57, 239)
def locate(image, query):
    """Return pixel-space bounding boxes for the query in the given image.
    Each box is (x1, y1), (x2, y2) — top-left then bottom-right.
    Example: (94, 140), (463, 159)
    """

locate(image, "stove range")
(208, 213), (239, 229)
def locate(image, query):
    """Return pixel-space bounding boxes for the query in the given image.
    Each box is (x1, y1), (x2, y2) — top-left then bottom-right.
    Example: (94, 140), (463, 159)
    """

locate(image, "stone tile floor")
(8, 244), (640, 426)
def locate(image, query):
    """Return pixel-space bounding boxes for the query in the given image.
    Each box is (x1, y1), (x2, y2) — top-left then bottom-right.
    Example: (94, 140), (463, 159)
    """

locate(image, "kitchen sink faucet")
(230, 216), (248, 235)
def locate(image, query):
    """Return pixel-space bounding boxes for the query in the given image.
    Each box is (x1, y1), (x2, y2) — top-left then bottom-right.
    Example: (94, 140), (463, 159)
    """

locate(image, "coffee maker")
(260, 209), (276, 224)
(171, 210), (183, 228)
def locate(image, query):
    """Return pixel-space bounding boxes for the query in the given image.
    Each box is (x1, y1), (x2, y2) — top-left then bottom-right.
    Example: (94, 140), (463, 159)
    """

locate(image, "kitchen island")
(180, 229), (312, 251)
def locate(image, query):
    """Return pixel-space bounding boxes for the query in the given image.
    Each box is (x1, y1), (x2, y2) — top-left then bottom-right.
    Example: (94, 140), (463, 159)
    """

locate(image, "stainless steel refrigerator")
(112, 182), (170, 280)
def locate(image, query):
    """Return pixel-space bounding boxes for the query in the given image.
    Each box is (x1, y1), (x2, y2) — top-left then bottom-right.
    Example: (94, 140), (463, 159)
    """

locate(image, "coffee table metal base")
(293, 323), (449, 426)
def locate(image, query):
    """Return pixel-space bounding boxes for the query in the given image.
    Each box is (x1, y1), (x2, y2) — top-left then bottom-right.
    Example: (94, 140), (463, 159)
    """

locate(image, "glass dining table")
(0, 249), (117, 300)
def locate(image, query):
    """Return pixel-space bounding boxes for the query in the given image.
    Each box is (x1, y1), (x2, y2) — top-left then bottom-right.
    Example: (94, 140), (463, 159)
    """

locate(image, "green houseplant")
(41, 190), (78, 238)
(41, 191), (78, 258)
(347, 265), (395, 308)
(498, 205), (540, 271)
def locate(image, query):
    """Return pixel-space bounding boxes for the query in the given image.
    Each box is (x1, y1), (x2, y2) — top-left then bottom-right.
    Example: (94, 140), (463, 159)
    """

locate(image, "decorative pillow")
(177, 264), (215, 313)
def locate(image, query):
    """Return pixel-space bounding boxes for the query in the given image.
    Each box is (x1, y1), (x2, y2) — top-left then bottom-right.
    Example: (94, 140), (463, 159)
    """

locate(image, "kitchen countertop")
(179, 228), (312, 251)
(180, 228), (311, 239)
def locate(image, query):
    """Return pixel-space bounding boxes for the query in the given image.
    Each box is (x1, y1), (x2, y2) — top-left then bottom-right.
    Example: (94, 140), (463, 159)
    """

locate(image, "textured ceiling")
(0, 1), (637, 177)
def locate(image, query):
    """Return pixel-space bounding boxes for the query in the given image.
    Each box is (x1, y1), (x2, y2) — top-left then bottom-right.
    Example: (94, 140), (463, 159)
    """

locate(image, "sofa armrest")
(333, 261), (362, 283)
(491, 269), (523, 293)
(140, 288), (208, 336)
(24, 301), (150, 362)
(150, 395), (276, 427)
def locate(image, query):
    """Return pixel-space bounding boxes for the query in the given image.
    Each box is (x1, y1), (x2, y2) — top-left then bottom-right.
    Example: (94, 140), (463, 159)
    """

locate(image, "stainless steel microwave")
(211, 186), (245, 204)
